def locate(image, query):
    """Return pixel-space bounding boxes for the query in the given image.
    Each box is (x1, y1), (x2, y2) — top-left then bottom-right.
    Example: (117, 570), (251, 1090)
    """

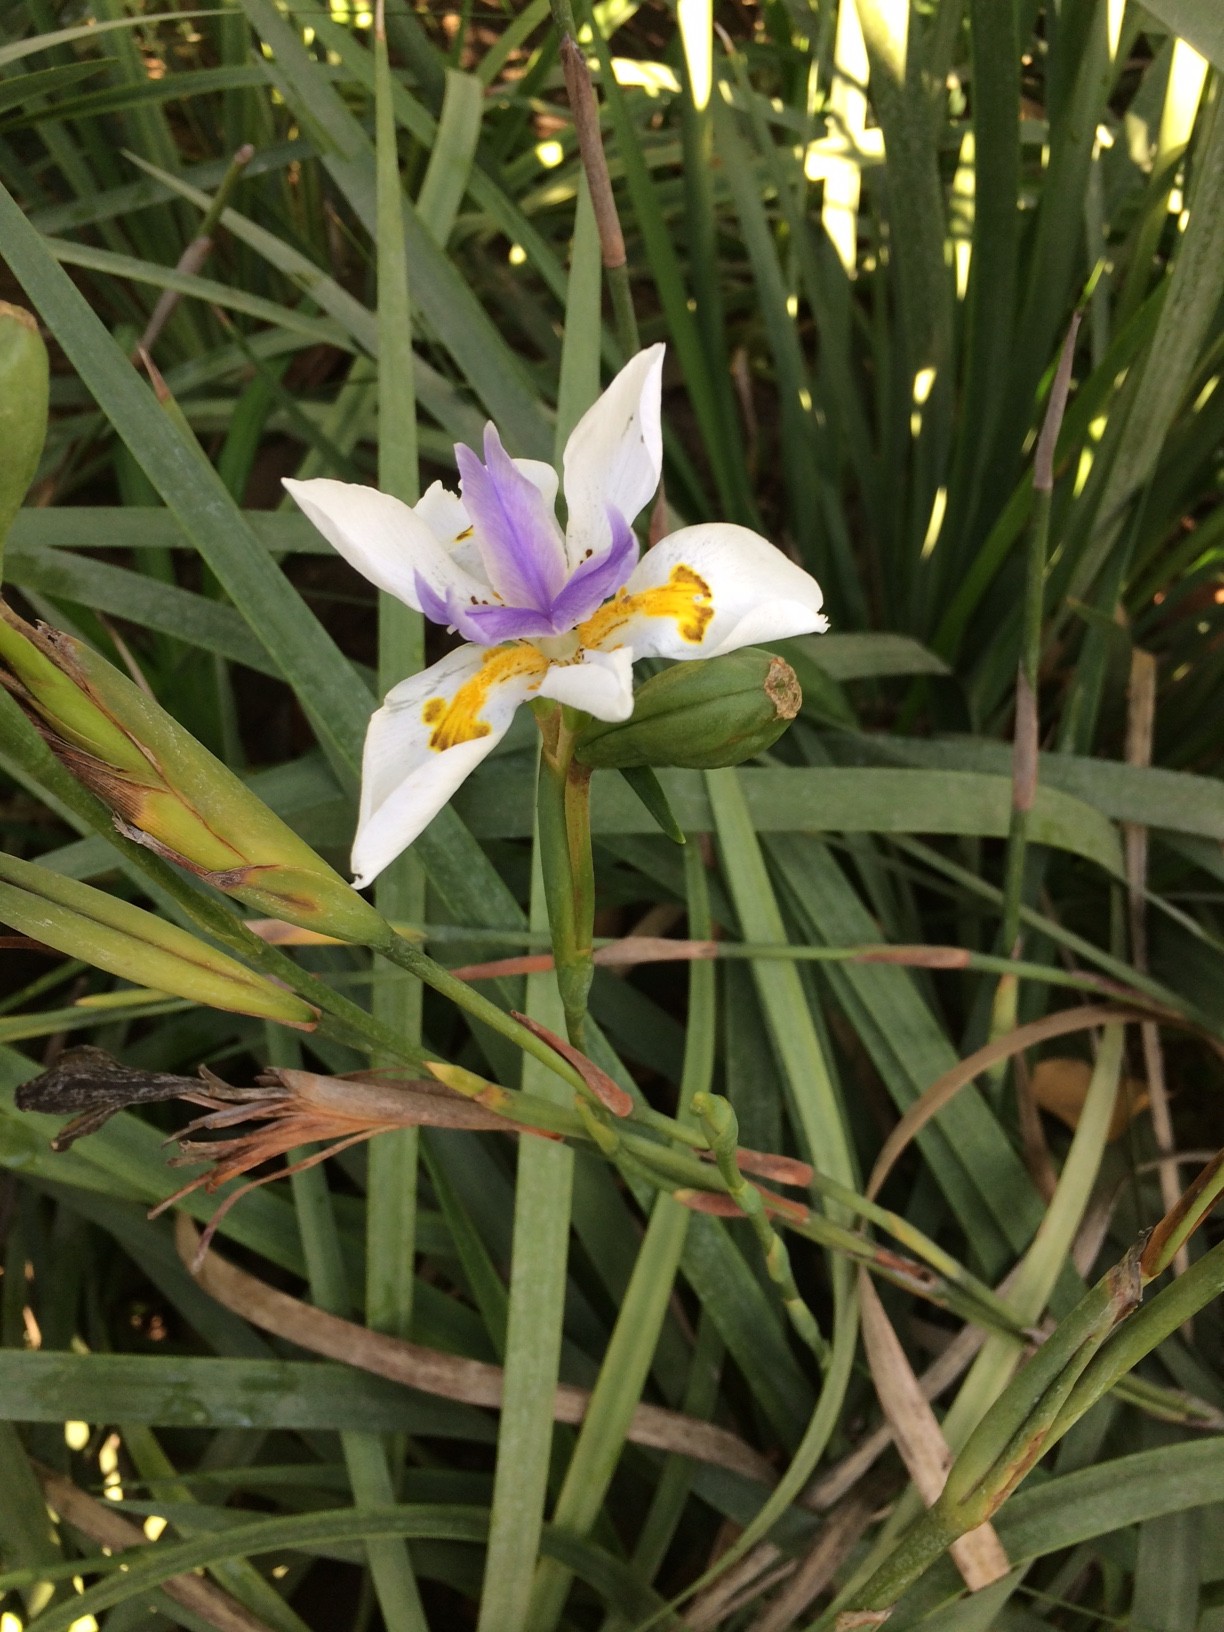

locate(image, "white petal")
(284, 477), (490, 612)
(561, 344), (664, 567)
(536, 645), (634, 721)
(512, 458), (560, 514)
(352, 643), (548, 887)
(579, 523), (828, 662)
(413, 481), (486, 583)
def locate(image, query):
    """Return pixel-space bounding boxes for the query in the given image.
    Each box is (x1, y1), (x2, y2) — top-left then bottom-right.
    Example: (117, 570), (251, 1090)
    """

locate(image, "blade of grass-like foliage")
(996, 7), (1118, 505)
(765, 833), (1044, 1268)
(691, 767), (862, 1583)
(115, 1417), (318, 1632)
(0, 181), (372, 774)
(360, 44), (432, 1631)
(12, 1504), (671, 1630)
(712, 97), (826, 559)
(1139, 0), (1224, 68)
(1063, 81), (1224, 605)
(1, 65), (274, 134)
(233, 0), (552, 457)
(365, 0), (425, 1375)
(587, 18), (758, 525)
(894, 1438), (1224, 1624)
(680, 1212), (816, 1446)
(475, 841), (575, 1632)
(475, 172), (601, 1626)
(526, 844), (715, 1628)
(863, 735), (1224, 841)
(301, 10), (570, 307)
(1132, 1487), (1201, 1632)
(5, 547), (279, 675)
(945, 0), (1021, 560)
(850, 1026), (1126, 1591)
(0, 60), (112, 119)
(853, 0), (953, 480)
(0, 13), (212, 71)
(0, 1421), (62, 1617)
(7, 507), (322, 554)
(463, 762), (1126, 873)
(122, 151), (488, 448)
(0, 1352), (483, 1435)
(416, 67), (483, 245)
(278, 1037), (428, 1632)
(43, 235), (350, 347)
(704, 773), (855, 1192)
(0, 177), (528, 945)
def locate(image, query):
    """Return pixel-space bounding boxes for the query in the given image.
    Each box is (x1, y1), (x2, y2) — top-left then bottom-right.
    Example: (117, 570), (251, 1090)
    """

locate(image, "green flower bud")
(0, 303), (49, 558)
(0, 603), (390, 948)
(0, 853), (317, 1027)
(575, 648), (802, 770)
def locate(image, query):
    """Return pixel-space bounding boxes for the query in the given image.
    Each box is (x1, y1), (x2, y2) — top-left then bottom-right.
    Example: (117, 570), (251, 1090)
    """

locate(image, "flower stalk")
(534, 701), (596, 1045)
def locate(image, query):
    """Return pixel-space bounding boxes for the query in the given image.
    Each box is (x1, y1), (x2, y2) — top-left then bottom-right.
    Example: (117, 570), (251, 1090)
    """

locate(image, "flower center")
(533, 631), (581, 663)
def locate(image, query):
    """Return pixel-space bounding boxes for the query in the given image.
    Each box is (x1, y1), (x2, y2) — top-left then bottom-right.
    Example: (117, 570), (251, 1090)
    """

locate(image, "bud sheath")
(575, 648), (802, 770)
(0, 605), (390, 947)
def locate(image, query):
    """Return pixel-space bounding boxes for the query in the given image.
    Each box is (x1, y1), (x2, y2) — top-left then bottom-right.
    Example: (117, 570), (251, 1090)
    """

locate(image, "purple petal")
(413, 571), (554, 645)
(456, 425), (568, 611)
(548, 507), (639, 630)
(414, 572), (457, 630)
(452, 602), (561, 643)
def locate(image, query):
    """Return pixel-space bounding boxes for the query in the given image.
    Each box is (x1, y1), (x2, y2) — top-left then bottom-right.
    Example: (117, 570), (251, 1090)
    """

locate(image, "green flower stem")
(997, 315), (1081, 962)
(1049, 1235), (1224, 1435)
(824, 1249), (1143, 1625)
(533, 703), (595, 1047)
(380, 927), (591, 1091)
(691, 1091), (830, 1367)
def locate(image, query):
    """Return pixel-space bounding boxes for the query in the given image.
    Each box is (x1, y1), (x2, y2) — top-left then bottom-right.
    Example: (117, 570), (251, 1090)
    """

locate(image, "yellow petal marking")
(577, 563), (714, 651)
(420, 644), (548, 751)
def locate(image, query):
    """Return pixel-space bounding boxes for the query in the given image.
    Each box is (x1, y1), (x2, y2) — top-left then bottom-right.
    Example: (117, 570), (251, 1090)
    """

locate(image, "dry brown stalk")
(35, 1463), (276, 1632)
(175, 1216), (775, 1487)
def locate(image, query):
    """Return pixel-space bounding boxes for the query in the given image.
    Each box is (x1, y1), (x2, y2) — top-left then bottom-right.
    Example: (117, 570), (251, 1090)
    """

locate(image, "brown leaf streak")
(510, 1010), (633, 1116)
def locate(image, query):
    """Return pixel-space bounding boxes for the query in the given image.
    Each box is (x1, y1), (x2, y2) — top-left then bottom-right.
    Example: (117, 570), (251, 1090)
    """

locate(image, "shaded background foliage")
(1, 0), (1223, 1628)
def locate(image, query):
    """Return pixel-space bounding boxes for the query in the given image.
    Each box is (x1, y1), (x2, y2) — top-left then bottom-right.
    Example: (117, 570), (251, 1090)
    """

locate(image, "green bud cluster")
(575, 647), (801, 770)
(0, 604), (390, 948)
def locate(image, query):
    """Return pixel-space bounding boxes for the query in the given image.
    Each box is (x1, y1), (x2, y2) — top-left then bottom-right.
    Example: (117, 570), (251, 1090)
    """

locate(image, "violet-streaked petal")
(450, 601), (561, 644)
(547, 507), (639, 630)
(414, 571), (458, 631)
(456, 424), (568, 610)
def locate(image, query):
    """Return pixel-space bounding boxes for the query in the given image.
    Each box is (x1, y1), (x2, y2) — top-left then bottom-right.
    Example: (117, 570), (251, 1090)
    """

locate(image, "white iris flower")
(286, 345), (828, 887)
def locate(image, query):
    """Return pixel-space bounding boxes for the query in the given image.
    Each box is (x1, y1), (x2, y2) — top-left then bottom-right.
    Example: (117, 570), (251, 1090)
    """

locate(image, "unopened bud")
(0, 304), (49, 556)
(575, 648), (802, 770)
(0, 604), (390, 947)
(0, 853), (317, 1027)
